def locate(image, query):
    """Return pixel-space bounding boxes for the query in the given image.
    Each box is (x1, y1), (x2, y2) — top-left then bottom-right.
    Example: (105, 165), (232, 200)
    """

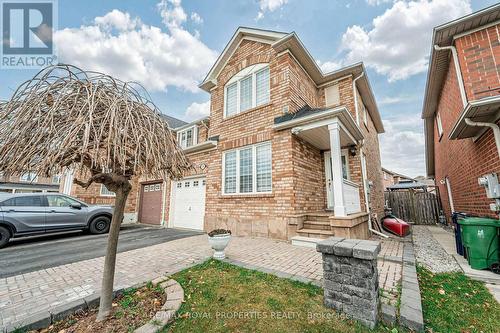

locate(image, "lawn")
(163, 259), (395, 333)
(418, 266), (500, 333)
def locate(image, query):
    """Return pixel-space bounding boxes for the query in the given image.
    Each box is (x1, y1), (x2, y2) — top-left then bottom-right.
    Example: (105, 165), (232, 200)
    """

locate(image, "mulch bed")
(33, 282), (166, 333)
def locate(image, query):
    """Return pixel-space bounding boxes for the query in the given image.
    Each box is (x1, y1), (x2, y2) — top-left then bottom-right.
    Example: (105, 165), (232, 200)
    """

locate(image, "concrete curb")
(399, 242), (424, 332)
(133, 278), (184, 333)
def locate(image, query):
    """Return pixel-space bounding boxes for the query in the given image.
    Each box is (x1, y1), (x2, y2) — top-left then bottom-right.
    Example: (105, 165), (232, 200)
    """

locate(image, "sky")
(0, 0), (497, 177)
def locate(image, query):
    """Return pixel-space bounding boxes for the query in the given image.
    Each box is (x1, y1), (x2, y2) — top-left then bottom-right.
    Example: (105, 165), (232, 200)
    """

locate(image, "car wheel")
(0, 226), (11, 248)
(89, 216), (111, 234)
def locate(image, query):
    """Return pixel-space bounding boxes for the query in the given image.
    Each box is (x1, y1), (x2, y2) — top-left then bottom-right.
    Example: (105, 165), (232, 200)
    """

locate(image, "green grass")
(418, 265), (500, 333)
(162, 259), (398, 333)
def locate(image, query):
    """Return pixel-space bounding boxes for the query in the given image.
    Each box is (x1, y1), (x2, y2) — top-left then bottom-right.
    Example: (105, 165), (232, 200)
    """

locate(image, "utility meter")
(478, 173), (500, 199)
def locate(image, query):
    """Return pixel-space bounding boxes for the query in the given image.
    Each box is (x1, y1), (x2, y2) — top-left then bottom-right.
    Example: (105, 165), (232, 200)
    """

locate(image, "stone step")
(297, 228), (334, 239)
(291, 236), (324, 248)
(303, 220), (331, 230)
(306, 215), (331, 222)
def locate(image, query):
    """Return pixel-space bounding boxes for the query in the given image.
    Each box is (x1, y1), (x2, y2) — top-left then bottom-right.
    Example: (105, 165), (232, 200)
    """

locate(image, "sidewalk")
(0, 234), (404, 331)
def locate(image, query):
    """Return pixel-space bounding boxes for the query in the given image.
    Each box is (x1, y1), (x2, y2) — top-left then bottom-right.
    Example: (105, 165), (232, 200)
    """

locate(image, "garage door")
(171, 177), (206, 230)
(139, 182), (163, 225)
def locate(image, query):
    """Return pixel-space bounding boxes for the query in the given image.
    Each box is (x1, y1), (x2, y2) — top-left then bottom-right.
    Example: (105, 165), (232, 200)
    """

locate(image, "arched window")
(224, 63), (270, 118)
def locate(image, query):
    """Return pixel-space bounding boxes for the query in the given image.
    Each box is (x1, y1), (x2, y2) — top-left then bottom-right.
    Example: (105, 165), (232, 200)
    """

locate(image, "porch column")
(328, 121), (347, 217)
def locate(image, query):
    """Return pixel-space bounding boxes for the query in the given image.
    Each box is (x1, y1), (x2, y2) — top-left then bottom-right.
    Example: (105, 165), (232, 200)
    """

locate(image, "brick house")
(422, 4), (500, 222)
(382, 167), (415, 190)
(0, 172), (60, 193)
(63, 27), (385, 240)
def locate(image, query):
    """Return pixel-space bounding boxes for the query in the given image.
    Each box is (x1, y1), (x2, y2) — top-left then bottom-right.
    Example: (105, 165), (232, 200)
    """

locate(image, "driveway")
(0, 225), (202, 278)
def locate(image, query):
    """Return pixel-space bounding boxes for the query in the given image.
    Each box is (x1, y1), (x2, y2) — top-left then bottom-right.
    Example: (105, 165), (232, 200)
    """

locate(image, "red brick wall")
(434, 55), (500, 220)
(455, 24), (500, 101)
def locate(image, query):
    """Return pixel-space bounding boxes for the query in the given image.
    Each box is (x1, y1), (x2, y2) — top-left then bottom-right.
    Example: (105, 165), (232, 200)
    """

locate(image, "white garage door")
(171, 177), (206, 230)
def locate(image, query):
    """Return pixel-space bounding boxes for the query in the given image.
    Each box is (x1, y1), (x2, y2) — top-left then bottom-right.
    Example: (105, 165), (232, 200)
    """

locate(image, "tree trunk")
(96, 180), (131, 322)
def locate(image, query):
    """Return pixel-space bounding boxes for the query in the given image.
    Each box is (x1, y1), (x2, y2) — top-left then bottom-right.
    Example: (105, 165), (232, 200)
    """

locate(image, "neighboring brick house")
(382, 167), (415, 190)
(0, 172), (60, 193)
(64, 27), (385, 241)
(422, 4), (500, 222)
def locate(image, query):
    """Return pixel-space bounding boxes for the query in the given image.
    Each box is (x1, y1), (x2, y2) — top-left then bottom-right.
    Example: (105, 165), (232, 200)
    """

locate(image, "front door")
(324, 152), (334, 209)
(324, 150), (350, 210)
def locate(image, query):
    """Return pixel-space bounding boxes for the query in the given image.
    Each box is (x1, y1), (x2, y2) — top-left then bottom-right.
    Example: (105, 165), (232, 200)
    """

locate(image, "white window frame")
(222, 141), (272, 195)
(362, 103), (368, 127)
(20, 172), (38, 183)
(436, 112), (444, 138)
(340, 149), (351, 181)
(177, 125), (198, 149)
(100, 184), (116, 197)
(223, 63), (270, 118)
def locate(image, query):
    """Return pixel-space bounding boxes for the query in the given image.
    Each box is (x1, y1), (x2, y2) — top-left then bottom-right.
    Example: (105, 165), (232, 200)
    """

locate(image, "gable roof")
(199, 27), (384, 134)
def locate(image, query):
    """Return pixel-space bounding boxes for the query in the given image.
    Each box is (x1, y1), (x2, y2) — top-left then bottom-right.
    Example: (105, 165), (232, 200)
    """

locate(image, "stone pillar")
(317, 237), (381, 329)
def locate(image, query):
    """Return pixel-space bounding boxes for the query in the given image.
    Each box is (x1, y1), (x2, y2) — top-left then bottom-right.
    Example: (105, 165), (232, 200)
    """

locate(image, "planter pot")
(208, 233), (231, 259)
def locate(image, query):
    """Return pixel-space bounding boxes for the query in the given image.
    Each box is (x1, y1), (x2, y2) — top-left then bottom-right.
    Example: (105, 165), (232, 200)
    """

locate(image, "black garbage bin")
(452, 212), (467, 256)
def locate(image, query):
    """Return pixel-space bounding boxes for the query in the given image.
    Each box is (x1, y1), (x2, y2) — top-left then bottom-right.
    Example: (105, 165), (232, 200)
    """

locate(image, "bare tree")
(0, 65), (191, 321)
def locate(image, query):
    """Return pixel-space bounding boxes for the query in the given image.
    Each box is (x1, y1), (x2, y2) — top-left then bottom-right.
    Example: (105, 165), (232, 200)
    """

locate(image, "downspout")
(434, 45), (500, 159)
(465, 118), (500, 157)
(433, 44), (467, 108)
(352, 72), (387, 238)
(353, 72), (364, 126)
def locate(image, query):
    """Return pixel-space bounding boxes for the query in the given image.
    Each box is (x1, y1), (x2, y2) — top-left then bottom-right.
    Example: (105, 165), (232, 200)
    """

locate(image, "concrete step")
(297, 228), (334, 239)
(291, 236), (324, 248)
(303, 220), (331, 230)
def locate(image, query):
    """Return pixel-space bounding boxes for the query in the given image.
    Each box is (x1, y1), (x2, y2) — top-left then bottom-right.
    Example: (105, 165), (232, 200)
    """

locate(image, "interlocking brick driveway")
(0, 234), (404, 331)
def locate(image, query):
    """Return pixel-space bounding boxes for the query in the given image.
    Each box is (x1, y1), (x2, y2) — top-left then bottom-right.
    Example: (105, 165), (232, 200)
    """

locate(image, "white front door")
(324, 151), (334, 209)
(324, 150), (350, 210)
(171, 177), (206, 230)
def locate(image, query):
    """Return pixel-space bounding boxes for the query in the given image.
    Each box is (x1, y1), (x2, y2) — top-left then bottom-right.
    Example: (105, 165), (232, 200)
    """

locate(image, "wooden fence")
(384, 190), (442, 225)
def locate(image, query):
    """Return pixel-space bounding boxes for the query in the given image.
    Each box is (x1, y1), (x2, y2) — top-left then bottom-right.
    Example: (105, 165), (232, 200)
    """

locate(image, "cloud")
(257, 0), (288, 20)
(316, 60), (342, 73)
(184, 100), (210, 121)
(54, 1), (216, 93)
(379, 114), (425, 177)
(191, 12), (203, 24)
(366, 0), (392, 6)
(340, 0), (471, 81)
(378, 95), (418, 105)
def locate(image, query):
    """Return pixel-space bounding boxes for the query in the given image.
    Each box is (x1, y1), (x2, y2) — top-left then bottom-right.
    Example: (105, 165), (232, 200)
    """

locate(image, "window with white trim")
(436, 112), (443, 138)
(223, 142), (272, 194)
(100, 184), (115, 197)
(20, 172), (38, 182)
(362, 103), (368, 127)
(177, 126), (197, 149)
(224, 64), (270, 118)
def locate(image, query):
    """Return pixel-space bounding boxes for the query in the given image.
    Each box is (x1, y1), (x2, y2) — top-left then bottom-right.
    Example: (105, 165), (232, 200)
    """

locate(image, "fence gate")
(384, 190), (442, 225)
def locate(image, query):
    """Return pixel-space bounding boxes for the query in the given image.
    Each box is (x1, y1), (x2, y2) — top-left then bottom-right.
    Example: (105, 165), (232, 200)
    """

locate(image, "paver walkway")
(0, 234), (404, 331)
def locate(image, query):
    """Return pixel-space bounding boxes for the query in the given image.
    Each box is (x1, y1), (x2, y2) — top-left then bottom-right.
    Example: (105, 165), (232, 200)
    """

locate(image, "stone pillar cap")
(317, 237), (381, 259)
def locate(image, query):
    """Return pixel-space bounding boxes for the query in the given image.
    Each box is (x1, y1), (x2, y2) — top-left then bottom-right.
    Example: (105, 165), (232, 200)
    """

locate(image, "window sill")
(223, 103), (273, 122)
(219, 192), (274, 199)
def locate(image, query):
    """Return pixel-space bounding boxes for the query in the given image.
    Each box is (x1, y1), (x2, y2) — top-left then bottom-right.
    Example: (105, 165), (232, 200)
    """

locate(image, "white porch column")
(328, 121), (347, 217)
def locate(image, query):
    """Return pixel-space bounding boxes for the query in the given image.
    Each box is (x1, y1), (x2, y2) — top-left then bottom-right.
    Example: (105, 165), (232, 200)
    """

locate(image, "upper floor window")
(20, 172), (38, 183)
(436, 112), (443, 138)
(177, 126), (198, 149)
(224, 64), (270, 118)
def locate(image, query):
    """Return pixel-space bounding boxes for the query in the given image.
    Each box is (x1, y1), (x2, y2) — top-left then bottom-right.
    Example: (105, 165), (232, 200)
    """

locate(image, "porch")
(273, 106), (370, 240)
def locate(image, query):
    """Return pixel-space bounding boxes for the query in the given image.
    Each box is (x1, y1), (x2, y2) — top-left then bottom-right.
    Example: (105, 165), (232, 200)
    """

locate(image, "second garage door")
(171, 177), (206, 230)
(139, 182), (163, 225)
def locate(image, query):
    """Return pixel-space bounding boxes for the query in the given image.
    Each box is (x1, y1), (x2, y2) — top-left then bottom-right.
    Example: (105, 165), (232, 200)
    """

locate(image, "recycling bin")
(452, 212), (467, 256)
(458, 217), (500, 270)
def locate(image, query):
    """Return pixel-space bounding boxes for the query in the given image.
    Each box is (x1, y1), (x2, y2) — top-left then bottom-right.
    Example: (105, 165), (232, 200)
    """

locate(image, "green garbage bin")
(458, 217), (500, 270)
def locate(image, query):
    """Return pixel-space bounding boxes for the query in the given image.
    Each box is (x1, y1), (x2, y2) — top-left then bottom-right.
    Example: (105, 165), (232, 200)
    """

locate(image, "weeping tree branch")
(0, 64), (192, 322)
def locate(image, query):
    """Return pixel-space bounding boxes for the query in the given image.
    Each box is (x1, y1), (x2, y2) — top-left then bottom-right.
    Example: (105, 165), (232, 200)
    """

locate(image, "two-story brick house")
(422, 4), (500, 222)
(63, 27), (385, 241)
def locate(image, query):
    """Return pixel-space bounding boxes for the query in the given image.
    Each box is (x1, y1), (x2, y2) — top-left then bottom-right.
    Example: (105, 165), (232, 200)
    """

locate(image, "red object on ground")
(381, 215), (411, 237)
